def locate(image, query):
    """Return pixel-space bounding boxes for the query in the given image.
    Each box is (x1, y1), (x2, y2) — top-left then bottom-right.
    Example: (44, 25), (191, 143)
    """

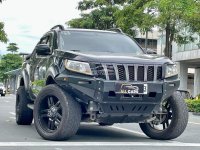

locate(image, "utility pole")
(110, 0), (115, 28)
(111, 0), (114, 5)
(145, 31), (148, 51)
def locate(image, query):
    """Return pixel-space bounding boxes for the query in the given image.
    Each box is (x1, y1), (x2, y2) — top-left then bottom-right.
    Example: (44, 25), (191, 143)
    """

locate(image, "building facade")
(135, 29), (200, 97)
(5, 69), (21, 94)
(172, 34), (200, 97)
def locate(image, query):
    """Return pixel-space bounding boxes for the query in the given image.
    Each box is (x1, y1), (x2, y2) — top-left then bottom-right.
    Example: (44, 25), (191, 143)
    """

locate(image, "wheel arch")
(19, 78), (25, 86)
(46, 76), (56, 85)
(45, 65), (59, 85)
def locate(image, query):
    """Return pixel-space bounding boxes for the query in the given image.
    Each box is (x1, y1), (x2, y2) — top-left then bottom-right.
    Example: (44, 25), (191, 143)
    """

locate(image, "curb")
(192, 112), (200, 116)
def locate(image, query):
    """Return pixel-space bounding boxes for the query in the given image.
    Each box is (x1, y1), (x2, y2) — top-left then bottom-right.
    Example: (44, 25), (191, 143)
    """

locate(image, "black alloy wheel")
(139, 92), (188, 140)
(34, 84), (81, 141)
(149, 100), (172, 131)
(38, 95), (62, 132)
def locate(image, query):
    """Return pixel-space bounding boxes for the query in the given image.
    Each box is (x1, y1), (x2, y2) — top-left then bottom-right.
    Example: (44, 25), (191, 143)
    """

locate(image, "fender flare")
(21, 69), (30, 90)
(45, 65), (59, 84)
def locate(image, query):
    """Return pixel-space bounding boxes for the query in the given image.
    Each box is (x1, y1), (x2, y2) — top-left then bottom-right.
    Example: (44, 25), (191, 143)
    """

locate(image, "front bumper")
(56, 73), (180, 123)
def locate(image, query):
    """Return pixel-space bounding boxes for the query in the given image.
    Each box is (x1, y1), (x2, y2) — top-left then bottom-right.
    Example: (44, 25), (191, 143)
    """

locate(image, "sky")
(0, 0), (81, 55)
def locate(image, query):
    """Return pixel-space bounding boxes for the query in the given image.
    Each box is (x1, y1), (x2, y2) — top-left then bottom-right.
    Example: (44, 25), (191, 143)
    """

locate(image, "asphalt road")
(0, 95), (200, 150)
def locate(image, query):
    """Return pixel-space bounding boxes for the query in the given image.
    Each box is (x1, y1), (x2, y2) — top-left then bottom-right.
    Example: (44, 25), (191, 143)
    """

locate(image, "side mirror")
(35, 44), (51, 55)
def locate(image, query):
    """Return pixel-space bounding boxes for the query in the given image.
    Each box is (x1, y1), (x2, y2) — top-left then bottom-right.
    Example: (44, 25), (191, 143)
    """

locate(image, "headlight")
(165, 64), (178, 78)
(65, 60), (93, 75)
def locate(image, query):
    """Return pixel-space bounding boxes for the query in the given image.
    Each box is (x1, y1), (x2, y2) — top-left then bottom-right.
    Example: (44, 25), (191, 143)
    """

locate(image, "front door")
(30, 33), (53, 98)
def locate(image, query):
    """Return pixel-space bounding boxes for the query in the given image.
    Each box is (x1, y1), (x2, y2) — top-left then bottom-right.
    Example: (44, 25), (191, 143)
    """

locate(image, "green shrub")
(185, 99), (200, 113)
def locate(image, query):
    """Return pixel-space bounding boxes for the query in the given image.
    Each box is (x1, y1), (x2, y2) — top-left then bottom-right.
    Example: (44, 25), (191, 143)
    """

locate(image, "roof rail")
(51, 25), (64, 31)
(107, 28), (124, 34)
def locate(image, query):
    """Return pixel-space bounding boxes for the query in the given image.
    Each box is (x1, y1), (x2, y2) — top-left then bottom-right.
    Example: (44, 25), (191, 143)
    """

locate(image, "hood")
(55, 50), (173, 65)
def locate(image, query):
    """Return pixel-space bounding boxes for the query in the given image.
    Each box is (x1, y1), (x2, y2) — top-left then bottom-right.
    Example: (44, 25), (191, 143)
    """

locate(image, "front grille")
(107, 64), (116, 80)
(147, 66), (154, 81)
(117, 65), (126, 80)
(137, 66), (144, 81)
(95, 64), (106, 80)
(128, 66), (134, 81)
(157, 66), (162, 80)
(95, 63), (163, 81)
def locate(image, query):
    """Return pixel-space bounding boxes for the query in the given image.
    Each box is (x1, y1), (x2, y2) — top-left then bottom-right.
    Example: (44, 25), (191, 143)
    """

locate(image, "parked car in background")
(0, 83), (6, 96)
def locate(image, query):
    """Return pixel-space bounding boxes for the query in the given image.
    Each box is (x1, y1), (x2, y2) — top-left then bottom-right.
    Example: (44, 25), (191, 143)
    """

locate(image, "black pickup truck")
(16, 25), (188, 141)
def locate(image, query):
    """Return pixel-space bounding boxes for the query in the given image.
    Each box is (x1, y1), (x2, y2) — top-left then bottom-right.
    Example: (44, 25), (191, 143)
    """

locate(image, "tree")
(68, 0), (200, 58)
(67, 0), (130, 33)
(115, 0), (155, 48)
(0, 54), (22, 81)
(0, 22), (8, 43)
(7, 43), (19, 54)
(0, 0), (8, 44)
(116, 0), (200, 58)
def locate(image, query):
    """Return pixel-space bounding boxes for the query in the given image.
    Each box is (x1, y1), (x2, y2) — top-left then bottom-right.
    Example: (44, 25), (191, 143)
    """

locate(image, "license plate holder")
(115, 83), (148, 95)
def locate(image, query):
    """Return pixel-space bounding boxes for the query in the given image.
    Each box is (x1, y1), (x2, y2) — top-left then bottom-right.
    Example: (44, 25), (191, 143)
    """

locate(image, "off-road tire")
(1, 94), (5, 96)
(16, 86), (33, 125)
(139, 91), (188, 140)
(34, 84), (81, 141)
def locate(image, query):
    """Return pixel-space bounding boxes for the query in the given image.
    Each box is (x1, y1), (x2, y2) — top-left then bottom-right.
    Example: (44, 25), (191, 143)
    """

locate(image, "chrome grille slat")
(134, 65), (138, 81)
(113, 64), (119, 80)
(144, 65), (148, 81)
(102, 64), (109, 80)
(154, 65), (158, 81)
(124, 65), (129, 81)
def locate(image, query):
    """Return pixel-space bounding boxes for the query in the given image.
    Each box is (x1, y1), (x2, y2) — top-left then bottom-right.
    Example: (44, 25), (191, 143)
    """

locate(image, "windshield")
(0, 83), (3, 87)
(59, 30), (143, 54)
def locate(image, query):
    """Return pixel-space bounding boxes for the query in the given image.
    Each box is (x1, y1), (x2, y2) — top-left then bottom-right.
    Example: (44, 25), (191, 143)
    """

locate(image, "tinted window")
(39, 35), (52, 47)
(40, 37), (48, 44)
(59, 31), (143, 54)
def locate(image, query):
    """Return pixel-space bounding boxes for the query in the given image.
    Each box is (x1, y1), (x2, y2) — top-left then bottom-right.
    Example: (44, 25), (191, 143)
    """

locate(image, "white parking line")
(0, 142), (199, 147)
(189, 122), (200, 125)
(110, 126), (145, 136)
(110, 126), (183, 144)
(9, 117), (15, 120)
(9, 112), (15, 116)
